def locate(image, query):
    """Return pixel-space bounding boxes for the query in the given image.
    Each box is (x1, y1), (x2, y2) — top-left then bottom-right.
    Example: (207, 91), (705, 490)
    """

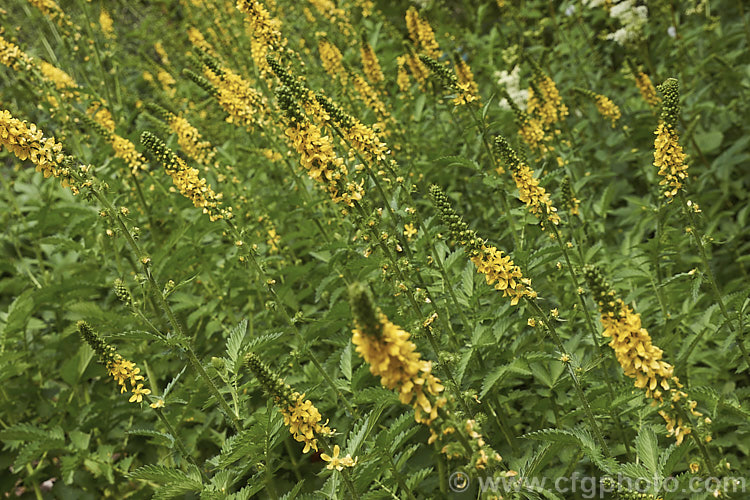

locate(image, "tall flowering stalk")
(583, 266), (704, 445)
(192, 49), (266, 130)
(245, 352), (334, 453)
(27, 0), (75, 32)
(0, 109), (78, 192)
(453, 54), (479, 97)
(78, 321), (152, 404)
(495, 135), (560, 228)
(527, 60), (568, 129)
(318, 38), (348, 85)
(405, 7), (442, 59)
(653, 78), (688, 199)
(359, 37), (384, 85)
(500, 88), (550, 155)
(419, 54), (477, 106)
(79, 110), (148, 176)
(141, 132), (229, 221)
(236, 0), (286, 78)
(574, 88), (621, 127)
(274, 84), (364, 208)
(429, 185), (534, 305)
(145, 103), (217, 168)
(348, 284), (502, 472)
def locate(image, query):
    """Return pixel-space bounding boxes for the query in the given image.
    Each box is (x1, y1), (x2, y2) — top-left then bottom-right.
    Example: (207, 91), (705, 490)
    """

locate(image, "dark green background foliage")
(0, 0), (749, 498)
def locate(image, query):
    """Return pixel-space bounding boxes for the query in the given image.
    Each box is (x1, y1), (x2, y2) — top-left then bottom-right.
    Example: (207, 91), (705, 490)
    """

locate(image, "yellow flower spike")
(141, 132), (227, 221)
(653, 79), (688, 200)
(318, 39), (347, 85)
(495, 136), (560, 228)
(245, 353), (334, 454)
(405, 7), (442, 59)
(349, 284), (446, 427)
(99, 8), (116, 39)
(78, 322), (151, 404)
(360, 39), (384, 85)
(0, 109), (77, 192)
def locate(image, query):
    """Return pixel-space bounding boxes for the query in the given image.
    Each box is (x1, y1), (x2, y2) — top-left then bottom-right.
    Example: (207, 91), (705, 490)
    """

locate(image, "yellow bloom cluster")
(527, 75), (568, 128)
(99, 8), (116, 39)
(396, 55), (410, 93)
(495, 136), (560, 227)
(167, 114), (216, 166)
(360, 41), (384, 84)
(154, 41), (169, 66)
(285, 119), (364, 206)
(318, 39), (348, 85)
(352, 312), (446, 425)
(111, 135), (148, 175)
(470, 245), (534, 306)
(321, 445), (357, 471)
(157, 70), (176, 97)
(38, 61), (78, 95)
(405, 53), (429, 89)
(78, 321), (151, 404)
(245, 352), (334, 454)
(517, 115), (550, 154)
(87, 105), (148, 176)
(204, 66), (265, 129)
(187, 27), (217, 58)
(27, 0), (74, 30)
(313, 93), (389, 165)
(0, 109), (75, 191)
(141, 132), (227, 221)
(583, 267), (702, 445)
(652, 79), (688, 199)
(0, 35), (34, 71)
(236, 0), (285, 77)
(512, 162), (560, 225)
(594, 94), (621, 127)
(352, 74), (388, 119)
(455, 58), (479, 97)
(405, 7), (442, 59)
(653, 122), (687, 199)
(308, 0), (352, 37)
(635, 71), (660, 109)
(88, 103), (115, 132)
(599, 299), (675, 400)
(280, 392), (334, 453)
(107, 357), (151, 403)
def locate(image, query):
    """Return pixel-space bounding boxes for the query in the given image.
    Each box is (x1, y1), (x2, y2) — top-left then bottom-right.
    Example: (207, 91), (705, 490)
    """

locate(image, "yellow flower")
(471, 245), (533, 305)
(405, 7), (441, 59)
(141, 132), (227, 221)
(527, 75), (568, 128)
(455, 58), (479, 97)
(99, 8), (116, 39)
(360, 41), (384, 84)
(280, 393), (334, 453)
(321, 445), (358, 471)
(0, 109), (74, 190)
(352, 312), (446, 425)
(635, 71), (660, 108)
(129, 384), (152, 403)
(653, 122), (688, 199)
(149, 398), (165, 409)
(594, 94), (621, 127)
(318, 39), (347, 85)
(404, 223), (417, 240)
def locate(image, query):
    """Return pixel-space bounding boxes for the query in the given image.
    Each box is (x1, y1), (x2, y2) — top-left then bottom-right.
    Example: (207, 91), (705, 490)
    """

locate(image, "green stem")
(526, 298), (610, 457)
